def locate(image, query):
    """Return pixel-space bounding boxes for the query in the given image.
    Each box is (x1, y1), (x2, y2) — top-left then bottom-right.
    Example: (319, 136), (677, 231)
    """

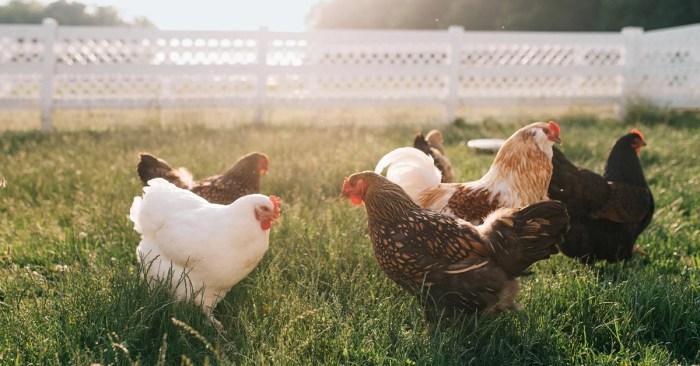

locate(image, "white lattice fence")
(1, 20), (699, 130)
(632, 24), (700, 108)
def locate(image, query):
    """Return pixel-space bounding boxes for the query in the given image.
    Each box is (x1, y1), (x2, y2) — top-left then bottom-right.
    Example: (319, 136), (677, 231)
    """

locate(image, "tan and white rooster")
(375, 121), (561, 224)
(129, 178), (281, 328)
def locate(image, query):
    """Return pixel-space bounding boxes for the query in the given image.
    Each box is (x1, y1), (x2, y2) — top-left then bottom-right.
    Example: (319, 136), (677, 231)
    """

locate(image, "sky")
(81, 0), (320, 31)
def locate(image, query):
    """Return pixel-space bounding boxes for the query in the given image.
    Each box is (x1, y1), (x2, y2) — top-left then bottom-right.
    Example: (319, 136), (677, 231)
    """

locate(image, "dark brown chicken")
(137, 152), (269, 204)
(548, 129), (654, 263)
(342, 171), (569, 319)
(413, 129), (455, 183)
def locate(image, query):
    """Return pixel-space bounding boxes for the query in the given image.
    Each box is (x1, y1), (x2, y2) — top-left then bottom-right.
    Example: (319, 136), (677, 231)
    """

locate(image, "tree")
(306, 0), (700, 31)
(0, 0), (155, 27)
(500, 0), (603, 31)
(598, 0), (700, 31)
(0, 0), (44, 24)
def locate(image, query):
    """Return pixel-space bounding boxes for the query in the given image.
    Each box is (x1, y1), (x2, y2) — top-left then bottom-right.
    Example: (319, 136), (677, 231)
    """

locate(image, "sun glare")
(83, 0), (319, 31)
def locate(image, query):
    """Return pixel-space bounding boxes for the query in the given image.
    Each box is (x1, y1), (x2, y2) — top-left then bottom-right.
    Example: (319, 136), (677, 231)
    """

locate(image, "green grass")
(0, 114), (699, 365)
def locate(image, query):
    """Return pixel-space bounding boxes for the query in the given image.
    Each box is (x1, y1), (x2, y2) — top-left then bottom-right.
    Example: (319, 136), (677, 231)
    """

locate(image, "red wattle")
(350, 195), (363, 205)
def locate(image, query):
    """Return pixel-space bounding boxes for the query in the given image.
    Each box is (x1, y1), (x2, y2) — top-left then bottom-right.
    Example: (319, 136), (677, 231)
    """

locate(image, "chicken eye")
(543, 128), (550, 134)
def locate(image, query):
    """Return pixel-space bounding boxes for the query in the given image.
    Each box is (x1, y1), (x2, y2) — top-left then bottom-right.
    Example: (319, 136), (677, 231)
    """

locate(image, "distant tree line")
(0, 0), (154, 27)
(306, 0), (700, 31)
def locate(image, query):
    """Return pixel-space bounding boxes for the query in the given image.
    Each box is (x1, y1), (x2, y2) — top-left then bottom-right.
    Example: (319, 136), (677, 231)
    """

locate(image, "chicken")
(341, 171), (569, 319)
(425, 129), (446, 154)
(137, 152), (269, 204)
(376, 121), (561, 224)
(413, 129), (455, 183)
(548, 129), (654, 263)
(129, 178), (281, 328)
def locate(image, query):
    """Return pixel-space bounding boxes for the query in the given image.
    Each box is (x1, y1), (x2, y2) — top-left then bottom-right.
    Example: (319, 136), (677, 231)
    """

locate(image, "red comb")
(548, 121), (560, 136)
(630, 128), (645, 141)
(268, 195), (281, 218)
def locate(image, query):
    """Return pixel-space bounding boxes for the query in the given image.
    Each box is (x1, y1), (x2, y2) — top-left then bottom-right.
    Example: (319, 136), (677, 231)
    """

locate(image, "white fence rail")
(1, 20), (699, 130)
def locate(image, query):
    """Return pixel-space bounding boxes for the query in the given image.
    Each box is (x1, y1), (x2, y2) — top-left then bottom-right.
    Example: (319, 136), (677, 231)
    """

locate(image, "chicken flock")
(129, 122), (653, 328)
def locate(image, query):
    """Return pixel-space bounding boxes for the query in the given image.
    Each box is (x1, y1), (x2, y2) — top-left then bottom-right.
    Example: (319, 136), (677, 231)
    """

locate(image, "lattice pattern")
(634, 69), (700, 98)
(266, 75), (447, 100)
(0, 36), (44, 64)
(55, 35), (260, 65)
(51, 74), (258, 104)
(578, 75), (623, 95)
(316, 45), (448, 66)
(459, 75), (622, 96)
(56, 38), (147, 65)
(460, 46), (576, 66)
(54, 74), (161, 99)
(459, 45), (624, 67)
(0, 74), (41, 99)
(1, 24), (698, 111)
(165, 75), (256, 98)
(266, 75), (308, 99)
(630, 25), (700, 106)
(460, 75), (563, 96)
(267, 38), (308, 66)
(638, 47), (696, 67)
(454, 42), (626, 100)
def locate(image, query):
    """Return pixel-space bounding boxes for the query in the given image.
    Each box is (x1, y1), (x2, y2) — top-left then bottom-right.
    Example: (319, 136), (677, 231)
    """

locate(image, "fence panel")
(1, 21), (699, 130)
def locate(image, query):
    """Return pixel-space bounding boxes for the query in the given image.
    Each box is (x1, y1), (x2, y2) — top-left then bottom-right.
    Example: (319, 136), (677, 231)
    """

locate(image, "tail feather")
(479, 200), (569, 277)
(137, 153), (194, 189)
(413, 134), (433, 156)
(413, 133), (455, 183)
(130, 178), (208, 238)
(129, 196), (143, 233)
(374, 147), (441, 201)
(425, 129), (445, 154)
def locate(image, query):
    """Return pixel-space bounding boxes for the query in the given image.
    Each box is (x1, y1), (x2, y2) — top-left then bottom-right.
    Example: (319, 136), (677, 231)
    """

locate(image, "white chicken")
(129, 178), (280, 328)
(374, 147), (442, 199)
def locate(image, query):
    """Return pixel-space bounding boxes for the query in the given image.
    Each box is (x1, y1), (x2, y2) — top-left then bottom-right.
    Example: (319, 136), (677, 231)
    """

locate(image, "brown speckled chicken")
(137, 152), (269, 204)
(413, 129), (455, 183)
(377, 122), (561, 224)
(342, 171), (569, 319)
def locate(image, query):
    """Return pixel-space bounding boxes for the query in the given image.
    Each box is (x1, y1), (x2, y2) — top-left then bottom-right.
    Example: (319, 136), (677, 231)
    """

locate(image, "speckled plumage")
(417, 122), (558, 224)
(343, 172), (569, 318)
(137, 152), (269, 204)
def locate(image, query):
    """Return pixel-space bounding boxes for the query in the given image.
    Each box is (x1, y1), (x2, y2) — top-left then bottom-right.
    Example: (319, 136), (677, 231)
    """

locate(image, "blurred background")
(1, 0), (699, 130)
(2, 0), (699, 31)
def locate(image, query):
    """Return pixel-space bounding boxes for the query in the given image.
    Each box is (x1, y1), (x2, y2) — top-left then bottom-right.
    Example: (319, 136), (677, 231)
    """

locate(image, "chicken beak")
(554, 136), (561, 144)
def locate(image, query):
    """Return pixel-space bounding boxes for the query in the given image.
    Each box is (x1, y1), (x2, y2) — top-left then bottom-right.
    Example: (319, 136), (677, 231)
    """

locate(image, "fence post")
(444, 26), (463, 124)
(40, 18), (57, 132)
(620, 26), (644, 119)
(254, 26), (269, 124)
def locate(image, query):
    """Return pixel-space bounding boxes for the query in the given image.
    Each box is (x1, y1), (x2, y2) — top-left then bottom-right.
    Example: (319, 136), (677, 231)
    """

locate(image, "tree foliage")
(306, 0), (700, 31)
(0, 0), (154, 27)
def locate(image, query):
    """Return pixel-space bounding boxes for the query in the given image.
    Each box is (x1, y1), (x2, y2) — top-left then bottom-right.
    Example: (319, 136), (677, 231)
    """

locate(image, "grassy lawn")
(0, 112), (698, 365)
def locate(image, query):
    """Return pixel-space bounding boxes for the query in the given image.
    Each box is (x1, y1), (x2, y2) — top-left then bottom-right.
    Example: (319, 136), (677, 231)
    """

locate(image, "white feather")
(129, 178), (276, 316)
(374, 147), (441, 201)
